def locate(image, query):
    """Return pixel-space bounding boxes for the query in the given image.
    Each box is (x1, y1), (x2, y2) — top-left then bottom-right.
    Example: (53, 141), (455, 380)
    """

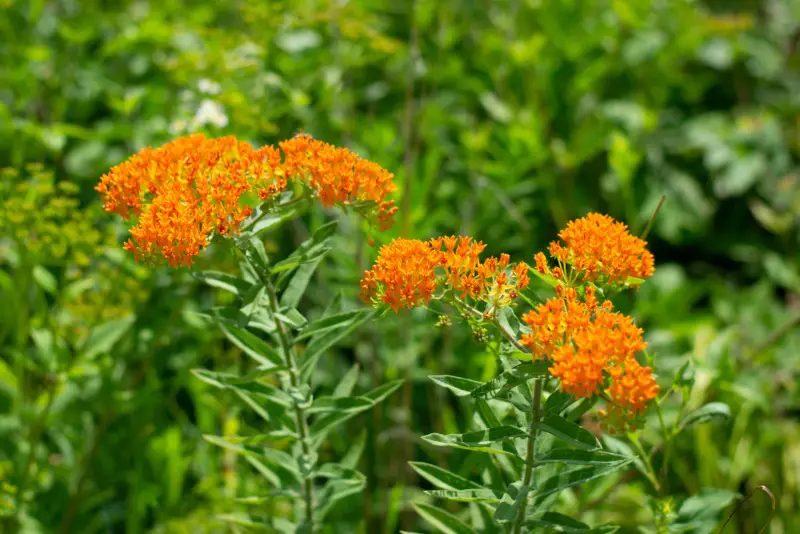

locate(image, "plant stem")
(265, 281), (315, 528)
(513, 378), (543, 534)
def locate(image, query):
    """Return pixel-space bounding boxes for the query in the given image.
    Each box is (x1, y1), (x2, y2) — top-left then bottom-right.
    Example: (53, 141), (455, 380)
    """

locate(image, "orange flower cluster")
(429, 236), (530, 303)
(97, 135), (286, 267)
(520, 287), (658, 415)
(545, 213), (655, 284)
(359, 239), (439, 311)
(98, 134), (398, 267)
(280, 135), (398, 230)
(360, 236), (530, 312)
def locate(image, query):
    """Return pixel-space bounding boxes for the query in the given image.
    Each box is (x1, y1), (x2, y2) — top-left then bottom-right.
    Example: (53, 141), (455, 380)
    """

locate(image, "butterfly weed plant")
(360, 214), (708, 533)
(96, 134), (403, 532)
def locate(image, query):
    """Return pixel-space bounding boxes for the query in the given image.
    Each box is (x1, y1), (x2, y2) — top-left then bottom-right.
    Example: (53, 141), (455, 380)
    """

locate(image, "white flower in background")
(197, 78), (222, 95)
(169, 119), (187, 135)
(192, 99), (228, 129)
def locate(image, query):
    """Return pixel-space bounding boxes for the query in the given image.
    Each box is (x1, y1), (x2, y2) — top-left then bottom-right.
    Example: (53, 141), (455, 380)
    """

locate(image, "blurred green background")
(1, 0), (799, 532)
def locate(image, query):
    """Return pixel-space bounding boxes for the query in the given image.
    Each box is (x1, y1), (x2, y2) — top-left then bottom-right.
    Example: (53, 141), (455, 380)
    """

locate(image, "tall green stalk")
(513, 378), (543, 534)
(265, 281), (315, 527)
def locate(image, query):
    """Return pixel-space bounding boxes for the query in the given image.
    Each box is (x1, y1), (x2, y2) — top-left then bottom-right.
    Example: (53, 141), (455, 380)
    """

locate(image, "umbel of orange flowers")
(360, 213), (659, 425)
(96, 134), (398, 267)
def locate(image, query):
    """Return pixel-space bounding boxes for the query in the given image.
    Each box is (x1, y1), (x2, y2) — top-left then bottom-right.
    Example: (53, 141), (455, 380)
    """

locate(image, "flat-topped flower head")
(520, 288), (657, 413)
(548, 213), (655, 284)
(360, 239), (440, 311)
(97, 134), (286, 267)
(279, 135), (398, 231)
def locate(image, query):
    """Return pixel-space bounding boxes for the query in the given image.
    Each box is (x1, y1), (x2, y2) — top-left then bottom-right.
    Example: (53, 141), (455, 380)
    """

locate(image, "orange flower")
(97, 135), (285, 267)
(279, 135), (398, 230)
(359, 239), (440, 311)
(520, 289), (656, 411)
(549, 213), (655, 284)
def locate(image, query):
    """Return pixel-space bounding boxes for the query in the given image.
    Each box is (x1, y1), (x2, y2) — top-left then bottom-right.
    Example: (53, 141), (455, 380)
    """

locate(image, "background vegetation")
(1, 0), (799, 532)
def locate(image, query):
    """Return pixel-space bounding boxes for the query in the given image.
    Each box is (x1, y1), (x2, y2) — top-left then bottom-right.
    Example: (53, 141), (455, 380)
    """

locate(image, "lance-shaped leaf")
(273, 221), (338, 277)
(529, 266), (562, 288)
(678, 402), (731, 431)
(429, 375), (483, 397)
(299, 309), (373, 383)
(310, 380), (403, 446)
(526, 512), (620, 533)
(530, 459), (634, 500)
(539, 414), (600, 450)
(192, 370), (292, 408)
(426, 489), (503, 503)
(409, 462), (482, 491)
(204, 435), (301, 484)
(306, 396), (375, 415)
(193, 270), (252, 296)
(235, 490), (303, 504)
(219, 323), (283, 367)
(317, 470), (367, 520)
(535, 449), (631, 466)
(469, 361), (550, 399)
(296, 310), (371, 341)
(544, 391), (576, 415)
(493, 482), (530, 523)
(413, 503), (473, 534)
(333, 364), (360, 398)
(422, 426), (527, 456)
(191, 366), (286, 386)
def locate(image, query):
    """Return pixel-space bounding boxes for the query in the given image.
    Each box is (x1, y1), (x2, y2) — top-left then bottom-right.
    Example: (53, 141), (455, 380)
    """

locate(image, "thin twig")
(640, 194), (666, 241)
(718, 485), (775, 534)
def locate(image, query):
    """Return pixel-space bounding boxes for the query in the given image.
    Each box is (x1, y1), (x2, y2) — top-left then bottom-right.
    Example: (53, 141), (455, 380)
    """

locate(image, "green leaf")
(33, 265), (57, 294)
(539, 415), (600, 450)
(193, 270), (251, 296)
(192, 370), (293, 408)
(191, 366), (286, 385)
(280, 254), (328, 309)
(310, 380), (403, 445)
(425, 489), (502, 503)
(493, 482), (529, 523)
(275, 308), (307, 329)
(235, 490), (303, 504)
(544, 391), (576, 415)
(429, 375), (482, 396)
(296, 310), (371, 341)
(469, 361), (550, 399)
(306, 396), (375, 415)
(422, 426), (527, 456)
(531, 460), (634, 500)
(299, 309), (373, 383)
(672, 488), (739, 530)
(535, 449), (631, 466)
(332, 364), (360, 398)
(202, 435), (300, 485)
(219, 323), (283, 367)
(413, 502), (473, 534)
(243, 237), (270, 277)
(679, 402), (731, 430)
(409, 462), (482, 491)
(81, 315), (135, 359)
(526, 512), (620, 533)
(529, 266), (562, 288)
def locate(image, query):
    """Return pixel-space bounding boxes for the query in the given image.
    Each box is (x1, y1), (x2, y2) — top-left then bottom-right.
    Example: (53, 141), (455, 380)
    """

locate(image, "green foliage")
(1, 0), (799, 532)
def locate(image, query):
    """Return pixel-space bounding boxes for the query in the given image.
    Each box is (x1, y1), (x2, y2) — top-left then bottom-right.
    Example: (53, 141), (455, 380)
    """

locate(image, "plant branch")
(264, 279), (315, 527)
(513, 378), (543, 534)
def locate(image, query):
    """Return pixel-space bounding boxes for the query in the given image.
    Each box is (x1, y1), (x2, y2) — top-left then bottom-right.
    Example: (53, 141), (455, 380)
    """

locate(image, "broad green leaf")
(469, 361), (549, 399)
(306, 396), (374, 415)
(299, 309), (373, 383)
(679, 402), (731, 430)
(422, 426), (527, 456)
(429, 375), (482, 396)
(672, 488), (739, 531)
(81, 315), (135, 359)
(535, 449), (630, 466)
(409, 462), (482, 491)
(531, 460), (634, 500)
(219, 323), (282, 367)
(425, 489), (502, 503)
(193, 270), (251, 296)
(413, 502), (473, 534)
(540, 415), (600, 450)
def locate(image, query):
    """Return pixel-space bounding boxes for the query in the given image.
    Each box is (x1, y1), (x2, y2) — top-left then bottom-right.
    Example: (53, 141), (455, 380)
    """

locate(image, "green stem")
(629, 432), (660, 494)
(513, 378), (543, 534)
(265, 281), (315, 528)
(654, 401), (671, 488)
